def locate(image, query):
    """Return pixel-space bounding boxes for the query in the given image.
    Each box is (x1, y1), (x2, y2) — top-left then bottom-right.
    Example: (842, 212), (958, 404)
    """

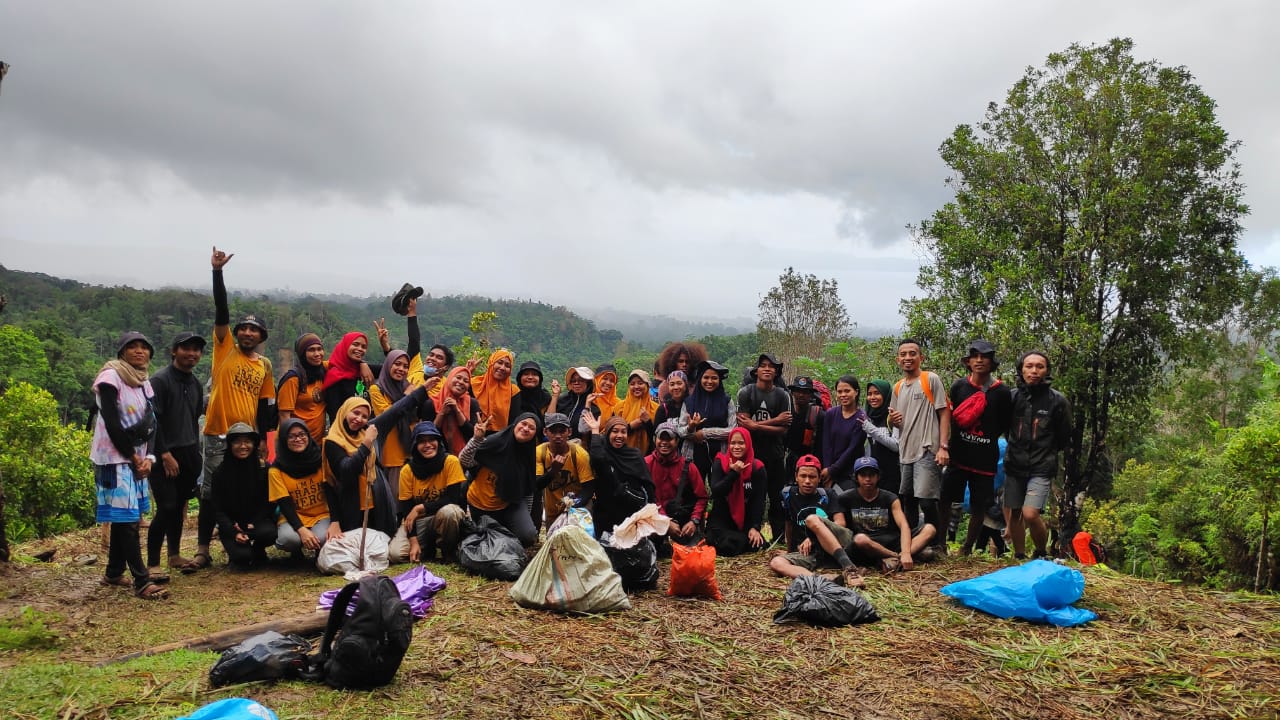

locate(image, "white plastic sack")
(547, 506), (595, 539)
(608, 503), (670, 549)
(509, 526), (630, 614)
(316, 528), (391, 577)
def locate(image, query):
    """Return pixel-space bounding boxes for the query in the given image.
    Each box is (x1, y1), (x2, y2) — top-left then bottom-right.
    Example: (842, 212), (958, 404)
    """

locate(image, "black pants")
(148, 444), (200, 566)
(106, 522), (149, 590)
(763, 455), (787, 541)
(706, 521), (754, 557)
(219, 520), (278, 568)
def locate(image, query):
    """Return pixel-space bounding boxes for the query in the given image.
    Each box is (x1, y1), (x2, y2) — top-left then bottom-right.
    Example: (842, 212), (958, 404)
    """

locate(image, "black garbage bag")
(604, 537), (659, 592)
(772, 575), (880, 627)
(458, 516), (526, 581)
(209, 630), (312, 687)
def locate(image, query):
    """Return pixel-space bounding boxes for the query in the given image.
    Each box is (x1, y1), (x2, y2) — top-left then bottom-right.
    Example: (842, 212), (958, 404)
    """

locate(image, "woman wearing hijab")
(705, 427), (767, 556)
(509, 360), (552, 423)
(212, 423), (278, 570)
(581, 413), (656, 539)
(269, 418), (331, 559)
(677, 360), (738, 478)
(92, 331), (166, 599)
(323, 382), (433, 541)
(604, 369), (658, 454)
(322, 331), (379, 422)
(555, 366), (595, 442)
(421, 366), (479, 455)
(579, 363), (621, 442)
(471, 348), (519, 430)
(369, 349), (418, 499)
(277, 333), (328, 443)
(398, 422), (468, 563)
(819, 374), (870, 492)
(860, 379), (901, 493)
(459, 411), (542, 546)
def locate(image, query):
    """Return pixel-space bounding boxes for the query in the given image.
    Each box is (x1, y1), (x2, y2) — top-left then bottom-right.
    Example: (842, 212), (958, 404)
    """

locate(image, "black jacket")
(150, 364), (204, 454)
(1004, 382), (1072, 478)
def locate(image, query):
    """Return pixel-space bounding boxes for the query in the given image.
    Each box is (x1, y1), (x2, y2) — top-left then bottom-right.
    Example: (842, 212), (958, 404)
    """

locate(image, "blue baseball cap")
(853, 456), (880, 475)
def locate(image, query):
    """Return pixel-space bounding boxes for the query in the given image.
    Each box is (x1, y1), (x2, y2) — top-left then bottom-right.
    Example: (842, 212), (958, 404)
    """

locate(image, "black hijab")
(273, 418), (322, 478)
(407, 421), (448, 480)
(511, 360), (551, 420)
(473, 411), (541, 505)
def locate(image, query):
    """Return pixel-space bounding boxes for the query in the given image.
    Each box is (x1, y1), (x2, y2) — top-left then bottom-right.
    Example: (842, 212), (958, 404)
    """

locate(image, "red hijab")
(716, 427), (760, 530)
(322, 331), (367, 390)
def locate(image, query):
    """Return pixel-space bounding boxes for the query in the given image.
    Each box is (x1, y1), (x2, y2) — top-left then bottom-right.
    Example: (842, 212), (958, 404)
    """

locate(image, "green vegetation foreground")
(2, 528), (1278, 719)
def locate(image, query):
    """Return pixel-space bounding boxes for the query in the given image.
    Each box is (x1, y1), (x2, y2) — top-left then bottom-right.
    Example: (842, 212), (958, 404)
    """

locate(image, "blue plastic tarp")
(940, 559), (1097, 627)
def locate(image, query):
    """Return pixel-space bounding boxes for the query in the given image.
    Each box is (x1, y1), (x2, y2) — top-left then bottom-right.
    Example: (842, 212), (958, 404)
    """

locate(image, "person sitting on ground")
(554, 366), (595, 443)
(645, 420), (707, 554)
(421, 366), (480, 456)
(322, 331), (377, 422)
(767, 454), (863, 587)
(211, 423), (278, 570)
(397, 422), (468, 563)
(860, 379), (901, 493)
(269, 418), (330, 561)
(820, 374), (869, 492)
(323, 384), (434, 544)
(276, 333), (328, 443)
(92, 331), (167, 599)
(459, 411), (542, 547)
(677, 360), (737, 479)
(537, 412), (596, 531)
(836, 456), (936, 572)
(472, 348), (519, 430)
(581, 413), (657, 539)
(705, 427), (767, 556)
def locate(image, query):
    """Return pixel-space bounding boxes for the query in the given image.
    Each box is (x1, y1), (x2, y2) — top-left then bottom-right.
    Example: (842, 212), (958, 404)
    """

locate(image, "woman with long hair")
(820, 374), (869, 492)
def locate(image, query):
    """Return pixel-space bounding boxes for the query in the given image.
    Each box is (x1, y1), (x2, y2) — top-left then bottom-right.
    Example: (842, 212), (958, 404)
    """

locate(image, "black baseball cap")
(171, 331), (207, 351)
(789, 376), (814, 391)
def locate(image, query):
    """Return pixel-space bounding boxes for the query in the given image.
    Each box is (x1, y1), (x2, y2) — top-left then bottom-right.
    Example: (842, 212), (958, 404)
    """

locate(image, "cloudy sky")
(2, 1), (1276, 331)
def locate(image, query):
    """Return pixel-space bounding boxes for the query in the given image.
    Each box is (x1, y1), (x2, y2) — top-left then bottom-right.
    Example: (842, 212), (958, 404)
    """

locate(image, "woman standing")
(677, 360), (737, 478)
(92, 331), (167, 599)
(820, 374), (870, 492)
(471, 348), (519, 430)
(322, 331), (377, 422)
(861, 379), (901, 493)
(369, 349), (418, 499)
(554, 366), (595, 442)
(653, 370), (688, 428)
(705, 427), (767, 556)
(609, 369), (658, 453)
(277, 333), (328, 443)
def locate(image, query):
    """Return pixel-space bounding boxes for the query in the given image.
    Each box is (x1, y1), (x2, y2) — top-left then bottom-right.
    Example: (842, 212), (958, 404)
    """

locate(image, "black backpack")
(308, 575), (413, 689)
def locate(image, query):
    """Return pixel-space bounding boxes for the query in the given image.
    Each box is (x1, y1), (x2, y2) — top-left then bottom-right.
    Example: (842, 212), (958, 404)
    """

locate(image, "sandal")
(135, 582), (170, 600)
(101, 575), (132, 588)
(147, 568), (171, 584)
(182, 551), (212, 574)
(880, 557), (902, 574)
(168, 555), (199, 571)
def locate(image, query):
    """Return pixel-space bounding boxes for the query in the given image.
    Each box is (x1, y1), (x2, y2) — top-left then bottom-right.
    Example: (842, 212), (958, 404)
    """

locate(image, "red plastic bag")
(667, 541), (721, 600)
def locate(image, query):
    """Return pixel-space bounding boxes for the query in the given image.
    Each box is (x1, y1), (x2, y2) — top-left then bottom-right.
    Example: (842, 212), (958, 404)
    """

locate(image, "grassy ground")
(2, 527), (1278, 720)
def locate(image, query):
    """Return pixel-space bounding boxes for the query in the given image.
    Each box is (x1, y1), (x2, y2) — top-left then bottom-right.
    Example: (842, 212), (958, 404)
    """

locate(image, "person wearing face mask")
(471, 348), (519, 430)
(704, 427), (767, 556)
(277, 333), (328, 443)
(677, 360), (738, 479)
(581, 413), (656, 539)
(459, 411), (543, 547)
(397, 422), (468, 563)
(92, 331), (165, 599)
(269, 418), (331, 561)
(323, 380), (435, 542)
(196, 247), (275, 573)
(211, 423), (277, 570)
(1004, 350), (1072, 560)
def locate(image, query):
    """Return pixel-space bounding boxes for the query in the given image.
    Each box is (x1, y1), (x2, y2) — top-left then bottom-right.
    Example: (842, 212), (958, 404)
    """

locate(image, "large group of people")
(90, 247), (1073, 599)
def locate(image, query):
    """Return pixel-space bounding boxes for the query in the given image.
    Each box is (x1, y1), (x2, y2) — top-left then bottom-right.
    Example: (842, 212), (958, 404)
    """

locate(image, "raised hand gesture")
(211, 246), (234, 270)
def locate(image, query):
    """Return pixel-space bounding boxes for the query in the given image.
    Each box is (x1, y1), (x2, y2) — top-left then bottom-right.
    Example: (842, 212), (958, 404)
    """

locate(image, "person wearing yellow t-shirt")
(396, 422), (467, 563)
(536, 412), (595, 530)
(276, 333), (328, 443)
(193, 247), (276, 572)
(269, 419), (331, 560)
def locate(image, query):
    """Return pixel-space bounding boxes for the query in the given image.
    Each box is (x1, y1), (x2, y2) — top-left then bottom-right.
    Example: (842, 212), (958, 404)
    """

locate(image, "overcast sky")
(2, 1), (1276, 331)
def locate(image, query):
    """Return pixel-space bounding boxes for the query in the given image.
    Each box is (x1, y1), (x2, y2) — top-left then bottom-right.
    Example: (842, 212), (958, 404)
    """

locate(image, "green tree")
(903, 38), (1248, 546)
(756, 268), (852, 372)
(0, 325), (51, 392)
(0, 382), (95, 543)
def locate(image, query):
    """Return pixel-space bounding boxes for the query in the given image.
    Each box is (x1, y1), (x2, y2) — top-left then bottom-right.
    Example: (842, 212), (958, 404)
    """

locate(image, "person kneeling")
(768, 455), (863, 587)
(397, 422), (468, 563)
(837, 456), (936, 573)
(212, 423), (278, 570)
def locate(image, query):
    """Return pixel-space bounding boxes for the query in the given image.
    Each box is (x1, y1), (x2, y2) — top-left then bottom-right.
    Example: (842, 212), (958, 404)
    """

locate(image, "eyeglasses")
(286, 433), (309, 442)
